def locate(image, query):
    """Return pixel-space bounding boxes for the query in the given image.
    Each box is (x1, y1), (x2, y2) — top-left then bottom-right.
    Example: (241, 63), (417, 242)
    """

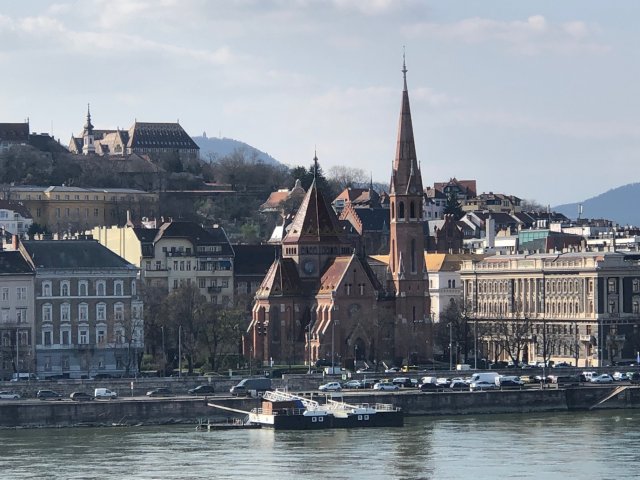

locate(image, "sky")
(2, 1), (640, 206)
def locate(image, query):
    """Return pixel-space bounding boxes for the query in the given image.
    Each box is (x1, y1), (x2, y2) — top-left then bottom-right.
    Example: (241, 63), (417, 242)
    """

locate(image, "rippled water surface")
(2, 410), (640, 479)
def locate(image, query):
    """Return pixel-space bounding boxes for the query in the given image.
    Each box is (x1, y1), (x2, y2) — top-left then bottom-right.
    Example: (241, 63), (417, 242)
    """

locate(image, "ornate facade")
(460, 251), (640, 367)
(247, 62), (431, 369)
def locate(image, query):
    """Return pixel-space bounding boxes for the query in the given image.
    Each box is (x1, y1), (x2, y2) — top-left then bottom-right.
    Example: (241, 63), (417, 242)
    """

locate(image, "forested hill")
(193, 135), (280, 166)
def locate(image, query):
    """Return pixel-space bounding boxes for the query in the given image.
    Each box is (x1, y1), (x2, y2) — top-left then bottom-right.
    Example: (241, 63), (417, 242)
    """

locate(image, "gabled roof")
(433, 178), (477, 197)
(282, 178), (347, 245)
(256, 257), (302, 297)
(133, 227), (158, 243)
(22, 240), (135, 270)
(0, 251), (34, 275)
(318, 254), (382, 296)
(151, 222), (234, 255)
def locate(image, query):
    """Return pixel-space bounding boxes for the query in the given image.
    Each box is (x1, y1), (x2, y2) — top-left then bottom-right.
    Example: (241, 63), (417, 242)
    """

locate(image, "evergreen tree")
(443, 191), (464, 220)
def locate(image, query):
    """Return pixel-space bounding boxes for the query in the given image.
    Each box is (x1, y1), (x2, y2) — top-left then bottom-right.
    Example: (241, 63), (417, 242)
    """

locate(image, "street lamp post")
(354, 344), (358, 371)
(474, 319), (478, 370)
(178, 325), (182, 378)
(161, 326), (166, 376)
(448, 322), (453, 372)
(307, 324), (312, 374)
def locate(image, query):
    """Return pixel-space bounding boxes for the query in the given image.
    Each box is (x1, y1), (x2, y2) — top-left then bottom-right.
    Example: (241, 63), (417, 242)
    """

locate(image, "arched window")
(114, 281), (123, 296)
(42, 282), (51, 297)
(410, 202), (416, 219)
(391, 201), (395, 220)
(78, 281), (87, 297)
(96, 281), (106, 297)
(399, 202), (405, 219)
(61, 281), (70, 297)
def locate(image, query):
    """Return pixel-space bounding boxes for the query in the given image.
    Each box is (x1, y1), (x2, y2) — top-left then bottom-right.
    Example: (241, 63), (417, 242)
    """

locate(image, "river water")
(2, 410), (640, 479)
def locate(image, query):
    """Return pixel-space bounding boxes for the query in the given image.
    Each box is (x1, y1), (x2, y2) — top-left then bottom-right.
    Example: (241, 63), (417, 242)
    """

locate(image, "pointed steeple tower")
(388, 54), (429, 323)
(82, 103), (95, 155)
(282, 154), (349, 279)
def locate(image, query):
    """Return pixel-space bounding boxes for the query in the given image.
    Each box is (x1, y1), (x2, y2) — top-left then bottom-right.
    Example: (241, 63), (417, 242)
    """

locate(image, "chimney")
(12, 234), (18, 251)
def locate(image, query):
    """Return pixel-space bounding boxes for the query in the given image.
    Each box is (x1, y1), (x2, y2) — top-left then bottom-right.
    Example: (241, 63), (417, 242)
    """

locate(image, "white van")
(94, 388), (118, 399)
(469, 372), (500, 386)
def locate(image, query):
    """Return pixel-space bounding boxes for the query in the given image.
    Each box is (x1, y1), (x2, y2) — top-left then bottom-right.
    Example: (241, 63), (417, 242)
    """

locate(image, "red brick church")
(247, 61), (431, 369)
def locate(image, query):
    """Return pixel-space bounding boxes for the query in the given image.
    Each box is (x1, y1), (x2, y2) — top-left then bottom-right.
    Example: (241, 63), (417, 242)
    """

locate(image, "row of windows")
(0, 287), (28, 302)
(40, 280), (134, 297)
(391, 200), (421, 221)
(41, 302), (138, 323)
(41, 325), (143, 346)
(0, 308), (27, 323)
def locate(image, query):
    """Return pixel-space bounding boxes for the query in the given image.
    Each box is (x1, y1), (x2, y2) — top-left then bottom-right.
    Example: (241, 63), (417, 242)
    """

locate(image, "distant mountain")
(193, 135), (280, 166)
(553, 183), (640, 226)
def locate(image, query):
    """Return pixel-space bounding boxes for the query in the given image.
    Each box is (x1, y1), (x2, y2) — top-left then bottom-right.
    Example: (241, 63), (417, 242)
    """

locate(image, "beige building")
(460, 251), (640, 367)
(5, 185), (158, 233)
(0, 251), (35, 380)
(89, 221), (234, 306)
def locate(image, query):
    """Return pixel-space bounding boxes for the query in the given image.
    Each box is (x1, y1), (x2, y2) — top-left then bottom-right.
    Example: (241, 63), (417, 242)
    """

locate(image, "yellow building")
(6, 186), (158, 233)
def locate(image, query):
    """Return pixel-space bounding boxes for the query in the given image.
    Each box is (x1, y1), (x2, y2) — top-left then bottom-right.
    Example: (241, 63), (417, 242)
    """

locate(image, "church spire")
(82, 103), (95, 155)
(391, 54), (423, 195)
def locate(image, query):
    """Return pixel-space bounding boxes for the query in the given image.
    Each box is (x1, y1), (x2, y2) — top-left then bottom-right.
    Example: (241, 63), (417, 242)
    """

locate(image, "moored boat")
(209, 389), (403, 430)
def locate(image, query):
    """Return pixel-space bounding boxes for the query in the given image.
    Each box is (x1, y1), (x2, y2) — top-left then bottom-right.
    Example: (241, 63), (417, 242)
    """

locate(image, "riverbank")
(2, 384), (639, 429)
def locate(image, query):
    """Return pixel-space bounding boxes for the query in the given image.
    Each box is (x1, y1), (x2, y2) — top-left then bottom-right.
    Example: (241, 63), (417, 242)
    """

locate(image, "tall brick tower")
(388, 57), (431, 363)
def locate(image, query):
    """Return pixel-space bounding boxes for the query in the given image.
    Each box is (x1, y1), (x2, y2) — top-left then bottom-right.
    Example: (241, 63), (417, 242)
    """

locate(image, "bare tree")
(327, 165), (368, 190)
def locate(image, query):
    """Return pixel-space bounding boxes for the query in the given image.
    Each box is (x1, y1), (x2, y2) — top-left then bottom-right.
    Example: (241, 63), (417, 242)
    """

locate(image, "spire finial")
(313, 148), (319, 180)
(402, 46), (407, 86)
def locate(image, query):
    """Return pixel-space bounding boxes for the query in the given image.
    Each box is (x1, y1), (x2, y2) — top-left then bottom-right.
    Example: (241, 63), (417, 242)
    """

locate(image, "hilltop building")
(69, 106), (199, 159)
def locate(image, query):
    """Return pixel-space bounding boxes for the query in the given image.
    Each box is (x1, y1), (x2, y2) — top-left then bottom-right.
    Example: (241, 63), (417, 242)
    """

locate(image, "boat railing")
(262, 389), (321, 410)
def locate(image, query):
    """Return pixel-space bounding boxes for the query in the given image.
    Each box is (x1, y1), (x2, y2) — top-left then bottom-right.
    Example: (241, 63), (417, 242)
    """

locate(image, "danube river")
(2, 410), (640, 479)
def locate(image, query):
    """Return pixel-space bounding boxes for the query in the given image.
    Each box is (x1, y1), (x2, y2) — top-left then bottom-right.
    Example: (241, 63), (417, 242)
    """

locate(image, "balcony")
(208, 286), (222, 293)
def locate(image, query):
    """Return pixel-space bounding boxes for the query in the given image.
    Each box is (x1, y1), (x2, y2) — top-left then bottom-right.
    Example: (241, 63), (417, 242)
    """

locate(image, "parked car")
(553, 362), (571, 368)
(319, 382), (342, 392)
(612, 372), (629, 381)
(374, 382), (399, 391)
(343, 380), (362, 389)
(385, 367), (402, 373)
(470, 381), (497, 391)
(419, 382), (441, 392)
(450, 379), (469, 391)
(146, 387), (171, 397)
(498, 376), (524, 387)
(94, 388), (118, 399)
(553, 375), (580, 386)
(392, 377), (416, 388)
(360, 379), (378, 389)
(436, 378), (451, 388)
(591, 374), (614, 384)
(188, 385), (215, 395)
(36, 389), (63, 400)
(0, 391), (20, 399)
(630, 372), (640, 384)
(70, 392), (93, 401)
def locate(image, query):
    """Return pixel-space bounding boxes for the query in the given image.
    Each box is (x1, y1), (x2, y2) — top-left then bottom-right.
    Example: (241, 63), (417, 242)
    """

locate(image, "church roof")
(282, 176), (347, 246)
(256, 257), (302, 297)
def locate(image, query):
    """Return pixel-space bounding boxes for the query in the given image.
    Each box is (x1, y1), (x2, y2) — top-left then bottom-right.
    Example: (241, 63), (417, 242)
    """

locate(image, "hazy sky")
(2, 1), (639, 206)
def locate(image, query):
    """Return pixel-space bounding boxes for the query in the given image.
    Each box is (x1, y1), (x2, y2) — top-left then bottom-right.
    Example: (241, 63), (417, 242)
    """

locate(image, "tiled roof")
(349, 208), (389, 231)
(0, 251), (34, 275)
(153, 222), (233, 255)
(257, 257), (302, 297)
(127, 122), (199, 150)
(283, 180), (347, 245)
(0, 123), (29, 143)
(22, 240), (135, 270)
